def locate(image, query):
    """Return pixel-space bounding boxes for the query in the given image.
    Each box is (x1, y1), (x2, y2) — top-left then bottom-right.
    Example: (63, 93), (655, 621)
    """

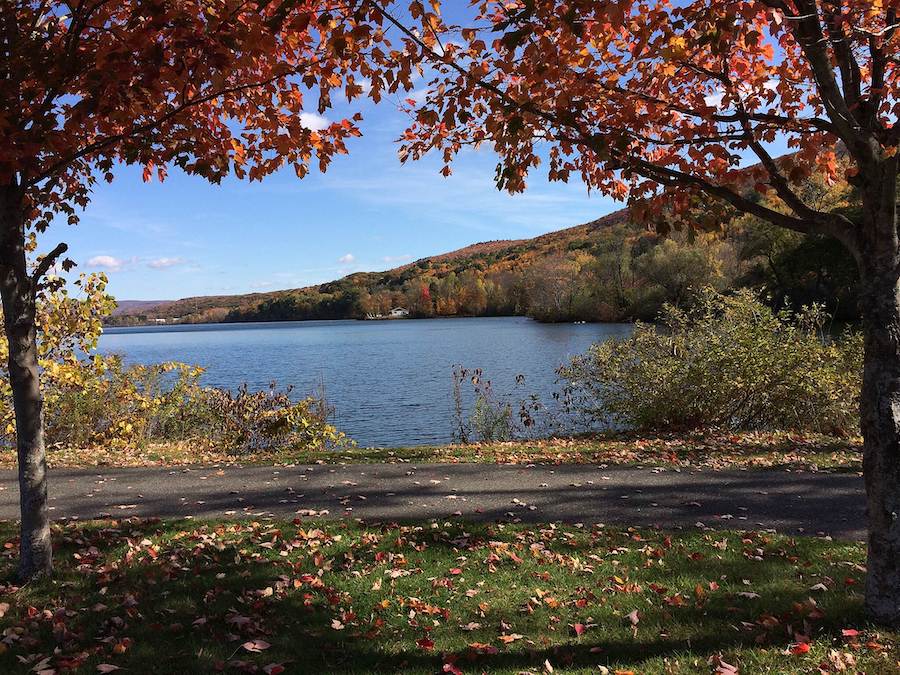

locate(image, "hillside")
(109, 208), (630, 324)
(108, 192), (860, 326)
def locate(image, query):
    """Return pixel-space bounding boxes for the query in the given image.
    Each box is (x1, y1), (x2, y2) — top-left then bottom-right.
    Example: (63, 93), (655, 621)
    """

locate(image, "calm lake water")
(99, 317), (633, 447)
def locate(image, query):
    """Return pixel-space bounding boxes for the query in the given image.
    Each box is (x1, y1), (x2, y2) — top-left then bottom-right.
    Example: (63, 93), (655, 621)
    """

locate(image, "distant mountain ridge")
(109, 206), (634, 325)
(111, 299), (172, 316)
(107, 191), (858, 326)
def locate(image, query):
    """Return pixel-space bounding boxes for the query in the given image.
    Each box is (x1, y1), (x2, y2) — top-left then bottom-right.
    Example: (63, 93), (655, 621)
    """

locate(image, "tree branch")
(27, 64), (313, 187)
(779, 0), (877, 166)
(869, 8), (896, 135)
(381, 1), (862, 258)
(822, 0), (863, 112)
(31, 241), (67, 284)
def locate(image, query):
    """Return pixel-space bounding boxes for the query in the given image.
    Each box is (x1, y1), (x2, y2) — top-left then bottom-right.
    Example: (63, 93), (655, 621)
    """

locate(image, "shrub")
(561, 288), (862, 435)
(451, 367), (514, 443)
(177, 383), (348, 453)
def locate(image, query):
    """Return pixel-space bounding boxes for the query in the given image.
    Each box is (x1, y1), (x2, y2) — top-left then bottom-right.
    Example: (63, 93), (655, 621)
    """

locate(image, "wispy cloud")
(147, 257), (186, 270)
(86, 255), (128, 271)
(299, 112), (331, 131)
(338, 253), (355, 264)
(86, 254), (192, 273)
(304, 157), (612, 236)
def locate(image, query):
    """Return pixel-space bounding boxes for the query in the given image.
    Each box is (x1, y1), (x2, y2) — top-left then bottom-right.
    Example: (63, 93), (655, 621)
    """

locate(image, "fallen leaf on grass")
(97, 666), (122, 673)
(499, 633), (524, 644)
(468, 642), (500, 655)
(242, 639), (271, 653)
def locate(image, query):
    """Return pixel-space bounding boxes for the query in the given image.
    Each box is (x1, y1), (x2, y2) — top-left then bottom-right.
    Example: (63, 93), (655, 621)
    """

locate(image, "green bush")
(451, 366), (514, 443)
(561, 288), (862, 435)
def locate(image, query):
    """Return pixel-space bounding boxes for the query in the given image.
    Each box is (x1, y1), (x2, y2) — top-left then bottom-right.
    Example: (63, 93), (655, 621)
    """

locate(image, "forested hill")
(108, 191), (860, 326)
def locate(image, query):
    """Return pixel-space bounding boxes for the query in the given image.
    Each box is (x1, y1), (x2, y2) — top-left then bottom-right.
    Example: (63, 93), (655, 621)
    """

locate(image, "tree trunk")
(860, 262), (900, 625)
(0, 186), (52, 580)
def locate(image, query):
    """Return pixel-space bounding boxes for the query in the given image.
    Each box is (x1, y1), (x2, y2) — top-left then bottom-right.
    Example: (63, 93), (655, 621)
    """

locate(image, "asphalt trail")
(0, 463), (865, 539)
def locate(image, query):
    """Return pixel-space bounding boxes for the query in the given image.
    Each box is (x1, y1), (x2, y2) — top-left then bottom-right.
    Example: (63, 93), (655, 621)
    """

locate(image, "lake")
(99, 317), (633, 447)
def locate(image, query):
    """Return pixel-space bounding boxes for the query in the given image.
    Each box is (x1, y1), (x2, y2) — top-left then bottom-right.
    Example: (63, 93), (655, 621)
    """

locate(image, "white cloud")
(299, 112), (331, 131)
(86, 255), (125, 271)
(147, 257), (186, 270)
(338, 253), (355, 264)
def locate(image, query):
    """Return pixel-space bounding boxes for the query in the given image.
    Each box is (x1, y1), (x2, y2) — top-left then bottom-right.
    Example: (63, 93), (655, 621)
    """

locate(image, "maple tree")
(0, 0), (414, 580)
(387, 0), (900, 623)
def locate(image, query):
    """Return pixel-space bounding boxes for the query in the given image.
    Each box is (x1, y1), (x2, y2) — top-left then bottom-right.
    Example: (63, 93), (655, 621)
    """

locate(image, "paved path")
(0, 464), (866, 539)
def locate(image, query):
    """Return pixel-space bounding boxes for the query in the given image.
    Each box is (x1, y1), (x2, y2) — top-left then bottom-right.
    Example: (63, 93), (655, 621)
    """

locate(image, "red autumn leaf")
(790, 643), (811, 655)
(572, 623), (586, 636)
(417, 637), (435, 650)
(842, 628), (860, 638)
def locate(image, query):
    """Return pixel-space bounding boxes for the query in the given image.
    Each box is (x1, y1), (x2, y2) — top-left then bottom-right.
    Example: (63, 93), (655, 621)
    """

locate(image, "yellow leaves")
(667, 35), (688, 57)
(231, 138), (247, 164)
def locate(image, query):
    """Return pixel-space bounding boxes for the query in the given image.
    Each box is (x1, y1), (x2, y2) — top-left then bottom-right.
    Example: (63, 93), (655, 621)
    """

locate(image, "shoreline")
(103, 313), (634, 330)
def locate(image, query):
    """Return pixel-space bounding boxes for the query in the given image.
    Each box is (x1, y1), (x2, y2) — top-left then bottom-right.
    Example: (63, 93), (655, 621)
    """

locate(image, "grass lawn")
(0, 518), (894, 674)
(0, 431), (863, 472)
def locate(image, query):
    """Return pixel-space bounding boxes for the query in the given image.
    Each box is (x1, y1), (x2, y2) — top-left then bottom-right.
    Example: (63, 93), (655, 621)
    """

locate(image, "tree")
(387, 0), (900, 622)
(0, 0), (410, 580)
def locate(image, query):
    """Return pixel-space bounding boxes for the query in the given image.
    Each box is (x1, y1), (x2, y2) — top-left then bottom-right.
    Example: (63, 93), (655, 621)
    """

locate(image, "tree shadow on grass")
(0, 518), (882, 674)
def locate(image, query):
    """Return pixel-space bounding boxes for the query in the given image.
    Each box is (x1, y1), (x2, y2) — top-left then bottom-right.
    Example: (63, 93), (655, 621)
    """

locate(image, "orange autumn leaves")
(8, 0), (898, 243)
(1, 1), (419, 234)
(396, 0), (899, 231)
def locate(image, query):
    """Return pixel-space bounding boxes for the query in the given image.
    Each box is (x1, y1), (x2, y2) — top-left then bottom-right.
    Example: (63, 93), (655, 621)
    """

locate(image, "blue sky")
(60, 100), (617, 301)
(54, 1), (790, 302)
(52, 5), (624, 305)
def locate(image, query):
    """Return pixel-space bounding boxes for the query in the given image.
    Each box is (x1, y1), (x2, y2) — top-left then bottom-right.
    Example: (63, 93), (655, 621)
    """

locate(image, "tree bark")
(859, 154), (900, 623)
(0, 186), (52, 580)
